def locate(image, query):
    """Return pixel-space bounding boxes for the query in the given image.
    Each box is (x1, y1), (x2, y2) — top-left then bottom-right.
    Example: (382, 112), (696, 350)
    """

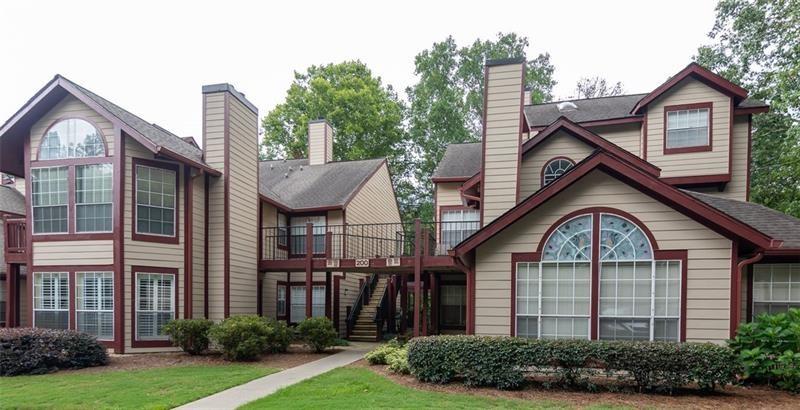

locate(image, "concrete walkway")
(176, 343), (374, 410)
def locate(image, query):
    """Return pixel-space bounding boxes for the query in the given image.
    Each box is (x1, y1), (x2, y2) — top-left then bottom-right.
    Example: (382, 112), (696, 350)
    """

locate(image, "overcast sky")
(0, 0), (718, 145)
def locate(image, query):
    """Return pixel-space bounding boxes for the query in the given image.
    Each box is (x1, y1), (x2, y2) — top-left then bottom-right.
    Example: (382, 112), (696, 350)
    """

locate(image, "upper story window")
(31, 167), (68, 234)
(134, 162), (178, 240)
(76, 164), (113, 232)
(289, 215), (325, 255)
(39, 118), (106, 160)
(440, 208), (480, 251)
(665, 104), (711, 153)
(542, 158), (575, 186)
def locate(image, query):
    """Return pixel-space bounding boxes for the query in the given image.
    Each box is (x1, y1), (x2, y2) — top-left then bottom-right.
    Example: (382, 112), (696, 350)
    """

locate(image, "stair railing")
(346, 273), (378, 337)
(373, 276), (399, 338)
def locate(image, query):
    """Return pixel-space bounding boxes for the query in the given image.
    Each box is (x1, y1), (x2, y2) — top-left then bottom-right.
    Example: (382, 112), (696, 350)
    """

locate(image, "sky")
(0, 0), (719, 145)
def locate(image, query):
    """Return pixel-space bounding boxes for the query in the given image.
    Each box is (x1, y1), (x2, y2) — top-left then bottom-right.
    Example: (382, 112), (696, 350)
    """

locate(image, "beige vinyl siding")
(204, 92), (226, 320)
(192, 174), (206, 319)
(590, 123), (642, 157)
(336, 272), (368, 336)
(519, 131), (593, 198)
(308, 121), (333, 166)
(261, 272), (283, 320)
(687, 117), (749, 201)
(482, 63), (525, 225)
(29, 95), (115, 160)
(473, 170), (733, 343)
(32, 240), (113, 266)
(123, 137), (184, 352)
(436, 182), (463, 212)
(13, 178), (25, 196)
(646, 78), (731, 178)
(345, 163), (401, 258)
(18, 275), (28, 326)
(226, 95), (259, 316)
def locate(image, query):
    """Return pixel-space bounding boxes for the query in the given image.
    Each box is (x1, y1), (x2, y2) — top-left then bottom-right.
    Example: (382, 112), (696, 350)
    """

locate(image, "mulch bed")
(71, 344), (337, 374)
(354, 361), (799, 409)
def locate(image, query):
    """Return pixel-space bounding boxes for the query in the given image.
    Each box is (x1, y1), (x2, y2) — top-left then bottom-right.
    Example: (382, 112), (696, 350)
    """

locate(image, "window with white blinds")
(135, 273), (174, 340)
(289, 285), (326, 322)
(666, 108), (710, 149)
(33, 272), (69, 329)
(440, 209), (480, 251)
(76, 272), (114, 340)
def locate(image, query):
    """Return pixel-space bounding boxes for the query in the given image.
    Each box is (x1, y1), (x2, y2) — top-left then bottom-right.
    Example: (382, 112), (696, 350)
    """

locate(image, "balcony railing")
(261, 221), (481, 260)
(4, 218), (26, 256)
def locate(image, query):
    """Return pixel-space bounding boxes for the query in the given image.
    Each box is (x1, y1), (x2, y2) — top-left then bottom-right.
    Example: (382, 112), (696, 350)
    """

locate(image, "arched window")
(516, 210), (683, 342)
(39, 118), (106, 160)
(542, 158), (574, 186)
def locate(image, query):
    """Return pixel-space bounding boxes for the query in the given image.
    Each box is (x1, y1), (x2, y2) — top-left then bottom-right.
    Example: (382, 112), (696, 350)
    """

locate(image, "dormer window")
(39, 118), (106, 160)
(664, 103), (711, 154)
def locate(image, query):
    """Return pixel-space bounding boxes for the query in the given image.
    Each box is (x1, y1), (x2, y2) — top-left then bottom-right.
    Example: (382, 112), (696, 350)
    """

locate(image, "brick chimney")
(308, 119), (333, 165)
(480, 58), (526, 226)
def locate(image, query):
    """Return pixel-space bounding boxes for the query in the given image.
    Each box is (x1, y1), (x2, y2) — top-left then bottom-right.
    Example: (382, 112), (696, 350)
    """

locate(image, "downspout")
(732, 250), (764, 335)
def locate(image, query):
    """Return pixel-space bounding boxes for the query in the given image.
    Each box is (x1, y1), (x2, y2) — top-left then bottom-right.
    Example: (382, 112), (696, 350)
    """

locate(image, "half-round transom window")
(542, 158), (574, 186)
(542, 214), (592, 261)
(39, 118), (106, 160)
(599, 214), (653, 260)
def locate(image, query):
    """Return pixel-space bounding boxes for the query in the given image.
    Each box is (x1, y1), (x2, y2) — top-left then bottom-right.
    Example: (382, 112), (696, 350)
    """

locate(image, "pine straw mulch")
(71, 344), (337, 374)
(353, 360), (799, 409)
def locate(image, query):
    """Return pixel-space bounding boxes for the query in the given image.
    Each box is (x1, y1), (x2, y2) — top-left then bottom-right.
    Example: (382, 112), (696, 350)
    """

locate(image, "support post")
(422, 273), (428, 336)
(5, 264), (15, 327)
(325, 271), (332, 318)
(400, 273), (408, 334)
(413, 219), (422, 337)
(430, 272), (437, 335)
(388, 274), (396, 332)
(305, 222), (313, 319)
(466, 267), (475, 335)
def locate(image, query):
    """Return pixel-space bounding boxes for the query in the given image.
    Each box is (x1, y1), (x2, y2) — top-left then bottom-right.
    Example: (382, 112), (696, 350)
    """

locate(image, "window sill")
(663, 145), (713, 155)
(32, 232), (115, 241)
(132, 232), (179, 244)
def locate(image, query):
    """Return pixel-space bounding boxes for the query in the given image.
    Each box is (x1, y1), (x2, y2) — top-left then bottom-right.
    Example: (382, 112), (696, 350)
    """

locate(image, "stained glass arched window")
(39, 118), (106, 160)
(542, 158), (574, 186)
(599, 214), (653, 261)
(542, 214), (592, 261)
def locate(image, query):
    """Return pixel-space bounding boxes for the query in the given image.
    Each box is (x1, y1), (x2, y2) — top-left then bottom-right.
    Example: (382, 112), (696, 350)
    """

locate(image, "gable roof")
(453, 150), (780, 258)
(259, 158), (385, 211)
(631, 63), (749, 114)
(685, 190), (800, 249)
(431, 142), (482, 181)
(0, 75), (219, 177)
(0, 185), (25, 216)
(521, 117), (661, 177)
(524, 94), (646, 128)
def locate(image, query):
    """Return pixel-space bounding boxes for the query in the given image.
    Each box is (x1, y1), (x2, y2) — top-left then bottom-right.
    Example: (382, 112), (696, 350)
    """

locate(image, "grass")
(240, 367), (571, 409)
(0, 364), (277, 410)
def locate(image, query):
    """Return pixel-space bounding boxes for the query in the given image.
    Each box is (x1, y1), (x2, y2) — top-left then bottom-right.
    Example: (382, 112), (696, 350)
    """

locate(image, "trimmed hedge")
(407, 335), (739, 391)
(0, 328), (108, 376)
(163, 319), (214, 355)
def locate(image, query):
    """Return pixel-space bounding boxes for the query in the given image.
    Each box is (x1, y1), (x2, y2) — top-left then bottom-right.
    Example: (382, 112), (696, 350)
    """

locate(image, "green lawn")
(0, 364), (277, 410)
(240, 367), (570, 409)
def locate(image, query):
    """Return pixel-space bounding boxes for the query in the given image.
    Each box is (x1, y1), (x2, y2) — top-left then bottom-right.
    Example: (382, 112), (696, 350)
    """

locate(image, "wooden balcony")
(3, 218), (26, 263)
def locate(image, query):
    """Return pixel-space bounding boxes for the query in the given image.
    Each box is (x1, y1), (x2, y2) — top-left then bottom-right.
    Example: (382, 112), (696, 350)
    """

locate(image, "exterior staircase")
(348, 276), (389, 342)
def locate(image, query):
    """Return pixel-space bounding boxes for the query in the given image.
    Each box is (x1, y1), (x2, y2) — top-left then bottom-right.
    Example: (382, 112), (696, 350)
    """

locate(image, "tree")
(573, 76), (624, 99)
(260, 61), (413, 202)
(695, 0), (800, 216)
(405, 32), (555, 219)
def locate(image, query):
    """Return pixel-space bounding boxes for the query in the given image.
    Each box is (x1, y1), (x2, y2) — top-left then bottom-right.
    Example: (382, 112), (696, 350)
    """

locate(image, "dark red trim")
(521, 116), (661, 177)
(325, 271), (332, 319)
(540, 156), (575, 187)
(131, 157), (180, 244)
(24, 134), (34, 327)
(183, 165), (193, 318)
(632, 63), (748, 114)
(734, 106), (769, 115)
(288, 280), (327, 324)
(642, 112), (648, 161)
(223, 93), (231, 318)
(276, 280), (288, 320)
(431, 176), (470, 183)
(203, 173), (209, 319)
(333, 275), (342, 331)
(130, 266), (179, 348)
(453, 151), (776, 257)
(35, 116), (110, 161)
(529, 116), (643, 131)
(31, 233), (114, 242)
(746, 264), (754, 321)
(660, 174), (730, 186)
(662, 102), (713, 155)
(113, 129), (125, 353)
(590, 214), (601, 339)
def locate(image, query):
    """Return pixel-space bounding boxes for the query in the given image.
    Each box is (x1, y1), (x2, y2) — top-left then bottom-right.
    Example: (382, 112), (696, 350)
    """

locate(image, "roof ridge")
(526, 93), (648, 107)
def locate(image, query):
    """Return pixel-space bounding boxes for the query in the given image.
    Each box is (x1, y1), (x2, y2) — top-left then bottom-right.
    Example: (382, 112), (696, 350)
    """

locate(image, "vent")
(557, 101), (578, 113)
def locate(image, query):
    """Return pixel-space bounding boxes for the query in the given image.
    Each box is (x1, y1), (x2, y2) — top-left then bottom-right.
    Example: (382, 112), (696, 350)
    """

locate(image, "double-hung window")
(665, 105), (711, 152)
(135, 163), (177, 237)
(440, 208), (480, 251)
(289, 285), (326, 322)
(33, 272), (69, 329)
(752, 264), (800, 316)
(76, 272), (114, 339)
(76, 164), (113, 232)
(277, 285), (287, 317)
(135, 272), (175, 340)
(31, 167), (69, 234)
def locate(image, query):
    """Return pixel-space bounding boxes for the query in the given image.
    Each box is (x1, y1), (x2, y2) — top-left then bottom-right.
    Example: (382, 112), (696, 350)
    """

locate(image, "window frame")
(36, 117), (108, 161)
(74, 163), (114, 234)
(541, 157), (576, 187)
(663, 102), (713, 155)
(438, 206), (480, 252)
(276, 212), (289, 250)
(276, 281), (288, 319)
(30, 166), (70, 235)
(511, 208), (688, 342)
(750, 263), (800, 318)
(131, 266), (178, 347)
(132, 158), (180, 244)
(32, 271), (70, 330)
(288, 282), (327, 323)
(75, 271), (114, 340)
(288, 214), (327, 258)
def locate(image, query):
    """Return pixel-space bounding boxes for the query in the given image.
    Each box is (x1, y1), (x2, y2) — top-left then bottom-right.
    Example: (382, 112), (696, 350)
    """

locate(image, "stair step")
(349, 336), (377, 342)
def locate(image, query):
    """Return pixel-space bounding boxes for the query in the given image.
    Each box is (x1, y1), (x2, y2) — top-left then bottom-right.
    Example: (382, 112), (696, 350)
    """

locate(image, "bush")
(163, 319), (214, 355)
(366, 343), (402, 365)
(209, 315), (272, 361)
(407, 336), (739, 392)
(296, 317), (337, 353)
(730, 308), (800, 392)
(264, 318), (292, 353)
(0, 328), (107, 376)
(386, 347), (410, 374)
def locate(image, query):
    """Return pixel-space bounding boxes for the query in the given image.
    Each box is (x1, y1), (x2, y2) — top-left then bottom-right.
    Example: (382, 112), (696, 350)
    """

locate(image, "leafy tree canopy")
(696, 0), (800, 216)
(573, 76), (624, 99)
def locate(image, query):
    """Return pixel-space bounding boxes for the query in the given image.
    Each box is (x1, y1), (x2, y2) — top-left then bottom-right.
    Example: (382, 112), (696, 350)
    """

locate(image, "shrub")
(264, 318), (292, 353)
(163, 319), (214, 355)
(386, 347), (410, 374)
(407, 335), (739, 392)
(0, 328), (107, 376)
(209, 315), (271, 361)
(296, 317), (337, 353)
(730, 308), (800, 392)
(366, 344), (401, 365)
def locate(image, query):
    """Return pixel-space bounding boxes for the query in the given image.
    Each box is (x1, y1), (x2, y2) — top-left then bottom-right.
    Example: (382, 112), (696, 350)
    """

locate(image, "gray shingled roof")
(0, 185), (25, 215)
(259, 158), (384, 210)
(62, 76), (206, 165)
(685, 190), (800, 248)
(432, 142), (482, 179)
